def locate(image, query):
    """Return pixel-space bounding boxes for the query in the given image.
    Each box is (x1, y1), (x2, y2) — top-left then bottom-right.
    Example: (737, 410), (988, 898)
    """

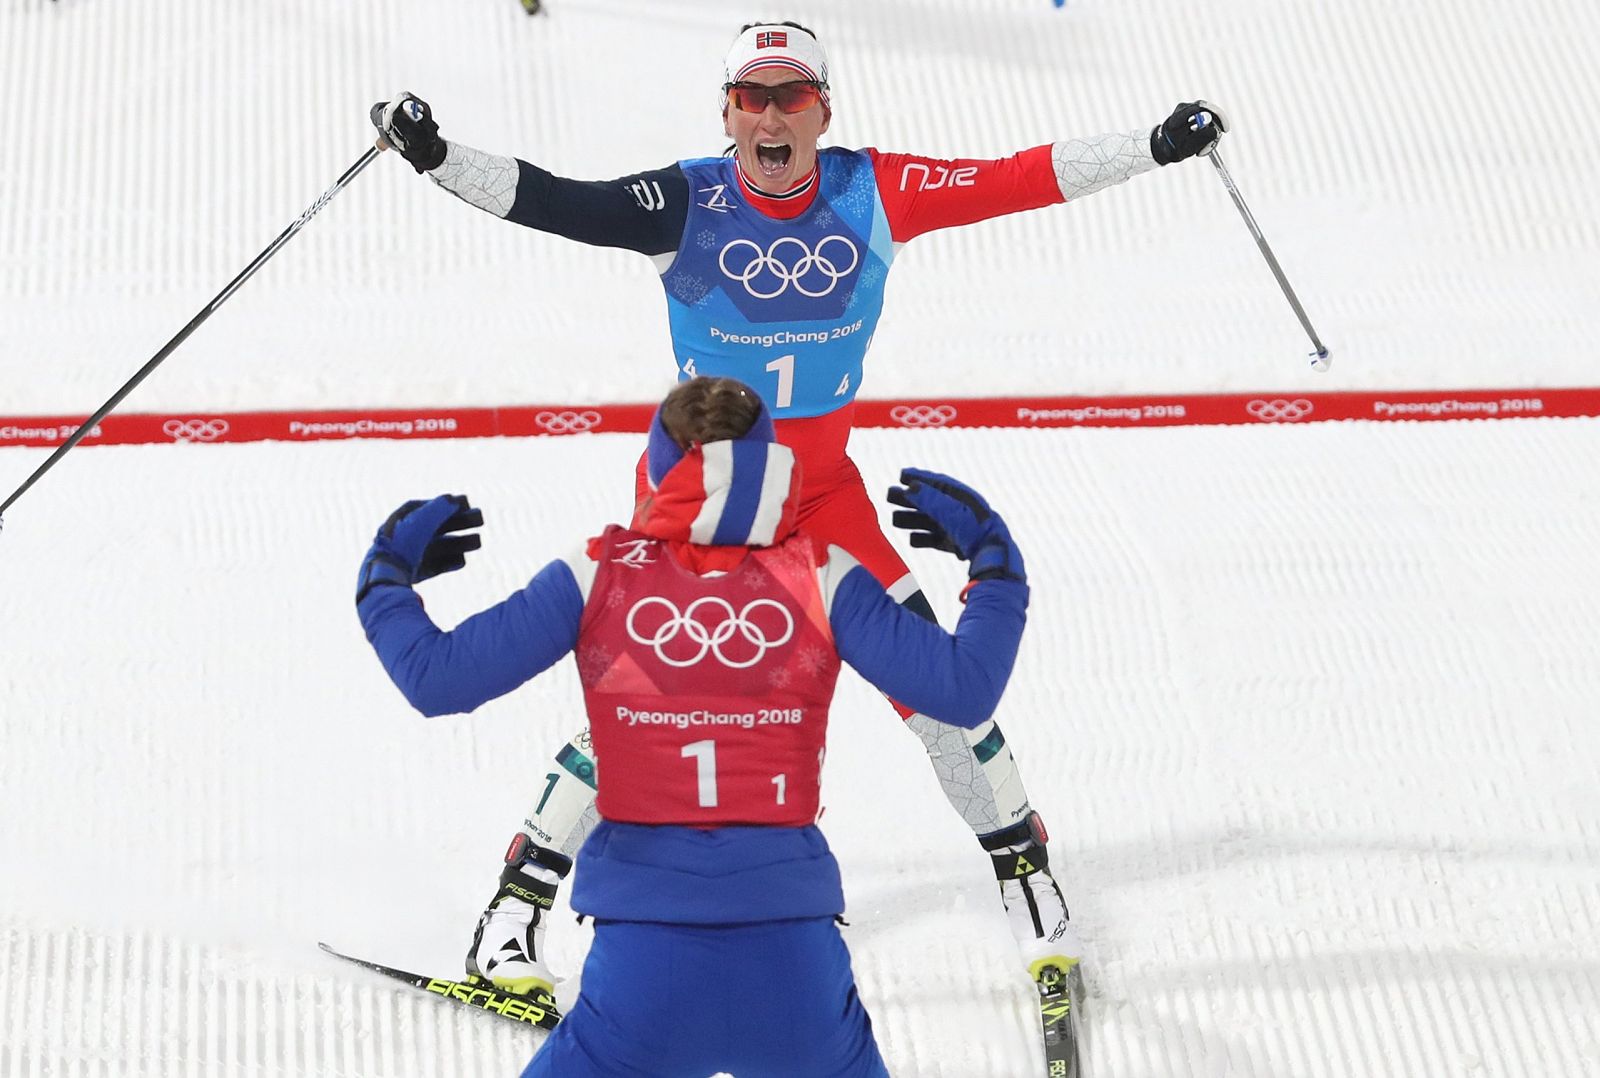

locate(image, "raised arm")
(821, 470), (1031, 727)
(870, 100), (1228, 242)
(372, 92), (688, 256)
(354, 494), (590, 716)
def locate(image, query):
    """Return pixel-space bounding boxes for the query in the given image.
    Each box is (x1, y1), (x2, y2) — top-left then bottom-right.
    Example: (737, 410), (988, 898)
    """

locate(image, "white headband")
(723, 23), (831, 106)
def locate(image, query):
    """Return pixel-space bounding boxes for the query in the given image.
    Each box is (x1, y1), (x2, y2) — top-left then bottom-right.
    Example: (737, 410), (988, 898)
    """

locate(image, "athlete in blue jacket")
(356, 377), (1031, 1075)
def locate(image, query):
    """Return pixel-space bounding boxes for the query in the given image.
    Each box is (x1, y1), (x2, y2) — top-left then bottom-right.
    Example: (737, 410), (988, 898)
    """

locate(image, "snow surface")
(4, 1), (1600, 1076)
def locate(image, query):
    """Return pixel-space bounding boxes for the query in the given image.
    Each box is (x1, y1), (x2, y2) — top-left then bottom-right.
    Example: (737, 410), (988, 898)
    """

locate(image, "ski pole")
(1207, 147), (1332, 372)
(0, 139), (387, 530)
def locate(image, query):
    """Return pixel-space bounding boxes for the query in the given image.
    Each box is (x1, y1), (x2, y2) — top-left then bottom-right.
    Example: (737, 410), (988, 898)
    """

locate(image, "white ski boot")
(984, 813), (1084, 973)
(984, 813), (1086, 1076)
(465, 835), (570, 1005)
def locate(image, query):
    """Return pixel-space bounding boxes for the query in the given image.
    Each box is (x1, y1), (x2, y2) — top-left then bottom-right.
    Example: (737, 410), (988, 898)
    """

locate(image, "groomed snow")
(3, 1), (1599, 1075)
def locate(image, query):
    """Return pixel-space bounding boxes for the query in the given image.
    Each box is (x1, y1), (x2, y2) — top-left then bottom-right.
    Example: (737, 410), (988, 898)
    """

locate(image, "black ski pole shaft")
(1207, 147), (1332, 372)
(0, 141), (385, 523)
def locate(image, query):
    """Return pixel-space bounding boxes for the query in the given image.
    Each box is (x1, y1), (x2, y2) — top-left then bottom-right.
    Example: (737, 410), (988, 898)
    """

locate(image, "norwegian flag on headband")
(725, 24), (830, 102)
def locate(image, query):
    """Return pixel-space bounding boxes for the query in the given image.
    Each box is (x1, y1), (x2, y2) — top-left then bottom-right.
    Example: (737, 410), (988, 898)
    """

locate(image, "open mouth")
(756, 142), (792, 175)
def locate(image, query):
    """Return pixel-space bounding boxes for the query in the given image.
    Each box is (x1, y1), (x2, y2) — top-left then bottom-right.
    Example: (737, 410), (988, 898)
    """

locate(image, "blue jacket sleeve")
(829, 566), (1029, 728)
(357, 559), (585, 717)
(506, 162), (689, 256)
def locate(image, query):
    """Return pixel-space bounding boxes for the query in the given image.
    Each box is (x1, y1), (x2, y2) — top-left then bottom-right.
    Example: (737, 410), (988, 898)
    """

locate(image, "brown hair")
(737, 19), (818, 39)
(660, 377), (763, 449)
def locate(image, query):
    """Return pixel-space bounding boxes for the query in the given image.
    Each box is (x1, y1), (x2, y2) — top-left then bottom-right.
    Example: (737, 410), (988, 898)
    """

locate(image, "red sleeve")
(868, 145), (1064, 244)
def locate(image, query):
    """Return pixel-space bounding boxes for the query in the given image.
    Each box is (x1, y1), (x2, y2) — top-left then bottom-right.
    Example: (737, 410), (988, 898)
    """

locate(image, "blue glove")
(887, 468), (1025, 586)
(356, 494), (483, 604)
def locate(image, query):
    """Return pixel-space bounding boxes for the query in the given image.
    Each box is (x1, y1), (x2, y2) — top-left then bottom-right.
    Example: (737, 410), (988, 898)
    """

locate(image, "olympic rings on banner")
(889, 404), (958, 428)
(162, 418), (230, 442)
(535, 410), (603, 434)
(1245, 398), (1314, 423)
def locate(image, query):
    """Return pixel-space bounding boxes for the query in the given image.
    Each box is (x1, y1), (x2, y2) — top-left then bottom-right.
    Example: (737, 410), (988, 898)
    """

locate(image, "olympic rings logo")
(626, 595), (795, 669)
(1246, 398), (1314, 423)
(718, 235), (860, 299)
(535, 410), (602, 435)
(889, 404), (957, 428)
(162, 418), (230, 442)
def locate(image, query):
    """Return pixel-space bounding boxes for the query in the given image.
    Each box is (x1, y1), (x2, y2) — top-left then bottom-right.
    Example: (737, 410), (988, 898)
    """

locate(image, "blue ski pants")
(521, 916), (889, 1077)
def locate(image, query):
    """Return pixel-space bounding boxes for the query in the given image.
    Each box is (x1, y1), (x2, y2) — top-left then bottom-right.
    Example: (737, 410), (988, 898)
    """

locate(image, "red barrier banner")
(853, 388), (1585, 429)
(1, 389), (1595, 449)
